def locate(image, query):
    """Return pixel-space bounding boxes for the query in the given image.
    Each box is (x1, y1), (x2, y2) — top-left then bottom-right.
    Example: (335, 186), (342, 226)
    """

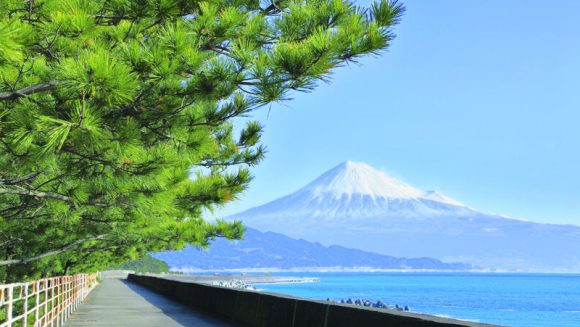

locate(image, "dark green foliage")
(108, 254), (170, 273)
(0, 0), (404, 282)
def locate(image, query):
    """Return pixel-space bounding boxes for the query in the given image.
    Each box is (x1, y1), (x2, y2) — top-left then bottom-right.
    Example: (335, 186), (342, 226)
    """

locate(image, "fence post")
(44, 279), (49, 327)
(23, 284), (29, 326)
(58, 277), (63, 327)
(65, 277), (69, 321)
(81, 275), (84, 301)
(6, 285), (13, 327)
(35, 281), (40, 324)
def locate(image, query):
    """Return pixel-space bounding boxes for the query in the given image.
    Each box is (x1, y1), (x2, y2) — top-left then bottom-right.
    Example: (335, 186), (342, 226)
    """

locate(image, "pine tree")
(0, 0), (404, 281)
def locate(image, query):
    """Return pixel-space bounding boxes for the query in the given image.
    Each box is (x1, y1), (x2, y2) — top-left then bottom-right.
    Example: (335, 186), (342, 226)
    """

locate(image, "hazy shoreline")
(161, 274), (320, 285)
(171, 267), (580, 274)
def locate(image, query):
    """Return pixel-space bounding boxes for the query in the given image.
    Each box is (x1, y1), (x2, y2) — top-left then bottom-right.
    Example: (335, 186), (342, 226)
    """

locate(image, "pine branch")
(0, 188), (108, 207)
(0, 81), (58, 101)
(0, 235), (108, 266)
(0, 187), (74, 202)
(0, 173), (41, 185)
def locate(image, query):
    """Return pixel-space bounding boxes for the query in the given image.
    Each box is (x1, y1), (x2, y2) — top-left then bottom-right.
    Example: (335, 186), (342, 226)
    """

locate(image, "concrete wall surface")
(128, 274), (498, 327)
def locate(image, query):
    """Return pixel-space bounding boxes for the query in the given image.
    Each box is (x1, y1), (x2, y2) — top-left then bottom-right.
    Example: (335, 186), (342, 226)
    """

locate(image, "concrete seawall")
(128, 274), (497, 327)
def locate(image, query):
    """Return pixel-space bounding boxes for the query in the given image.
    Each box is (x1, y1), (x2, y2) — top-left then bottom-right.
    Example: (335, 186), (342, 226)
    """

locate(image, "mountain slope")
(238, 161), (475, 219)
(153, 227), (473, 271)
(231, 161), (580, 271)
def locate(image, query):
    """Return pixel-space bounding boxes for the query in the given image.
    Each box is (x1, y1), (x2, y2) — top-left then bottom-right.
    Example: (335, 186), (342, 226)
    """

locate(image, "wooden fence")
(0, 273), (99, 327)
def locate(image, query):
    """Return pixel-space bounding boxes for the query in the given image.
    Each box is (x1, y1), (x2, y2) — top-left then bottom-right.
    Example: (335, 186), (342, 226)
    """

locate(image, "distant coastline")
(159, 273), (320, 285)
(174, 267), (478, 273)
(171, 267), (580, 274)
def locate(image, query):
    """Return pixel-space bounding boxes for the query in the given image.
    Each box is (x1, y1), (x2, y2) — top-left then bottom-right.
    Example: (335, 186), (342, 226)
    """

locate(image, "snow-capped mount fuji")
(306, 160), (425, 200)
(241, 161), (472, 219)
(231, 161), (580, 271)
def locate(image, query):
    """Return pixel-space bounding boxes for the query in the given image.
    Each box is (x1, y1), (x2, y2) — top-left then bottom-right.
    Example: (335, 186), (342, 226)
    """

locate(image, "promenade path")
(65, 278), (234, 326)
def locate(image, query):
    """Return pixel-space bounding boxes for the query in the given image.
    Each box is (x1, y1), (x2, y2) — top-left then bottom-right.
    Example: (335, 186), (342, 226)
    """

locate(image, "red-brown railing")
(0, 273), (99, 327)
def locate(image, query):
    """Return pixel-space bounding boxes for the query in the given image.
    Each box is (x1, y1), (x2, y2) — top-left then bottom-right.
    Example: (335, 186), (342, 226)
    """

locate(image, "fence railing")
(0, 273), (99, 327)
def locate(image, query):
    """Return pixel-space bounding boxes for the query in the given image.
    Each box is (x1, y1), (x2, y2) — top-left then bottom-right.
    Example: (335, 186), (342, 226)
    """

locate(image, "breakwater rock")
(211, 279), (256, 290)
(327, 298), (410, 311)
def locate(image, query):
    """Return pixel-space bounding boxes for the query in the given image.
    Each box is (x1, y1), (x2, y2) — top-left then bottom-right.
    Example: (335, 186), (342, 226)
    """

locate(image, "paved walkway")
(65, 279), (234, 326)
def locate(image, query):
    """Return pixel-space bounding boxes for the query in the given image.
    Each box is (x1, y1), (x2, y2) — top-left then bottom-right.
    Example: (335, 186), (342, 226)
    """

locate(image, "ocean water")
(256, 272), (580, 327)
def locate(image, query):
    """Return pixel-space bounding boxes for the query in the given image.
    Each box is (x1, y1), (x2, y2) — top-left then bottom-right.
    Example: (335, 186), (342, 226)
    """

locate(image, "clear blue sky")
(218, 0), (580, 225)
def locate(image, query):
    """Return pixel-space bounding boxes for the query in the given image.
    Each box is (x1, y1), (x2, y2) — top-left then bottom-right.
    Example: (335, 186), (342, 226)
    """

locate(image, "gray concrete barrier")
(128, 274), (497, 327)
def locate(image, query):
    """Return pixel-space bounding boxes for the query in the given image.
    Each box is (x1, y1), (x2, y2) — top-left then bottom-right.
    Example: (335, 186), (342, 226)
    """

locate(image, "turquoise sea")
(256, 272), (580, 327)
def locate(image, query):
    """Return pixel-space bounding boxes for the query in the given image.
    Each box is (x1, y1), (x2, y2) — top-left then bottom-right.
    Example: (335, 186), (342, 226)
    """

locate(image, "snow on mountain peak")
(235, 160), (469, 222)
(302, 161), (424, 200)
